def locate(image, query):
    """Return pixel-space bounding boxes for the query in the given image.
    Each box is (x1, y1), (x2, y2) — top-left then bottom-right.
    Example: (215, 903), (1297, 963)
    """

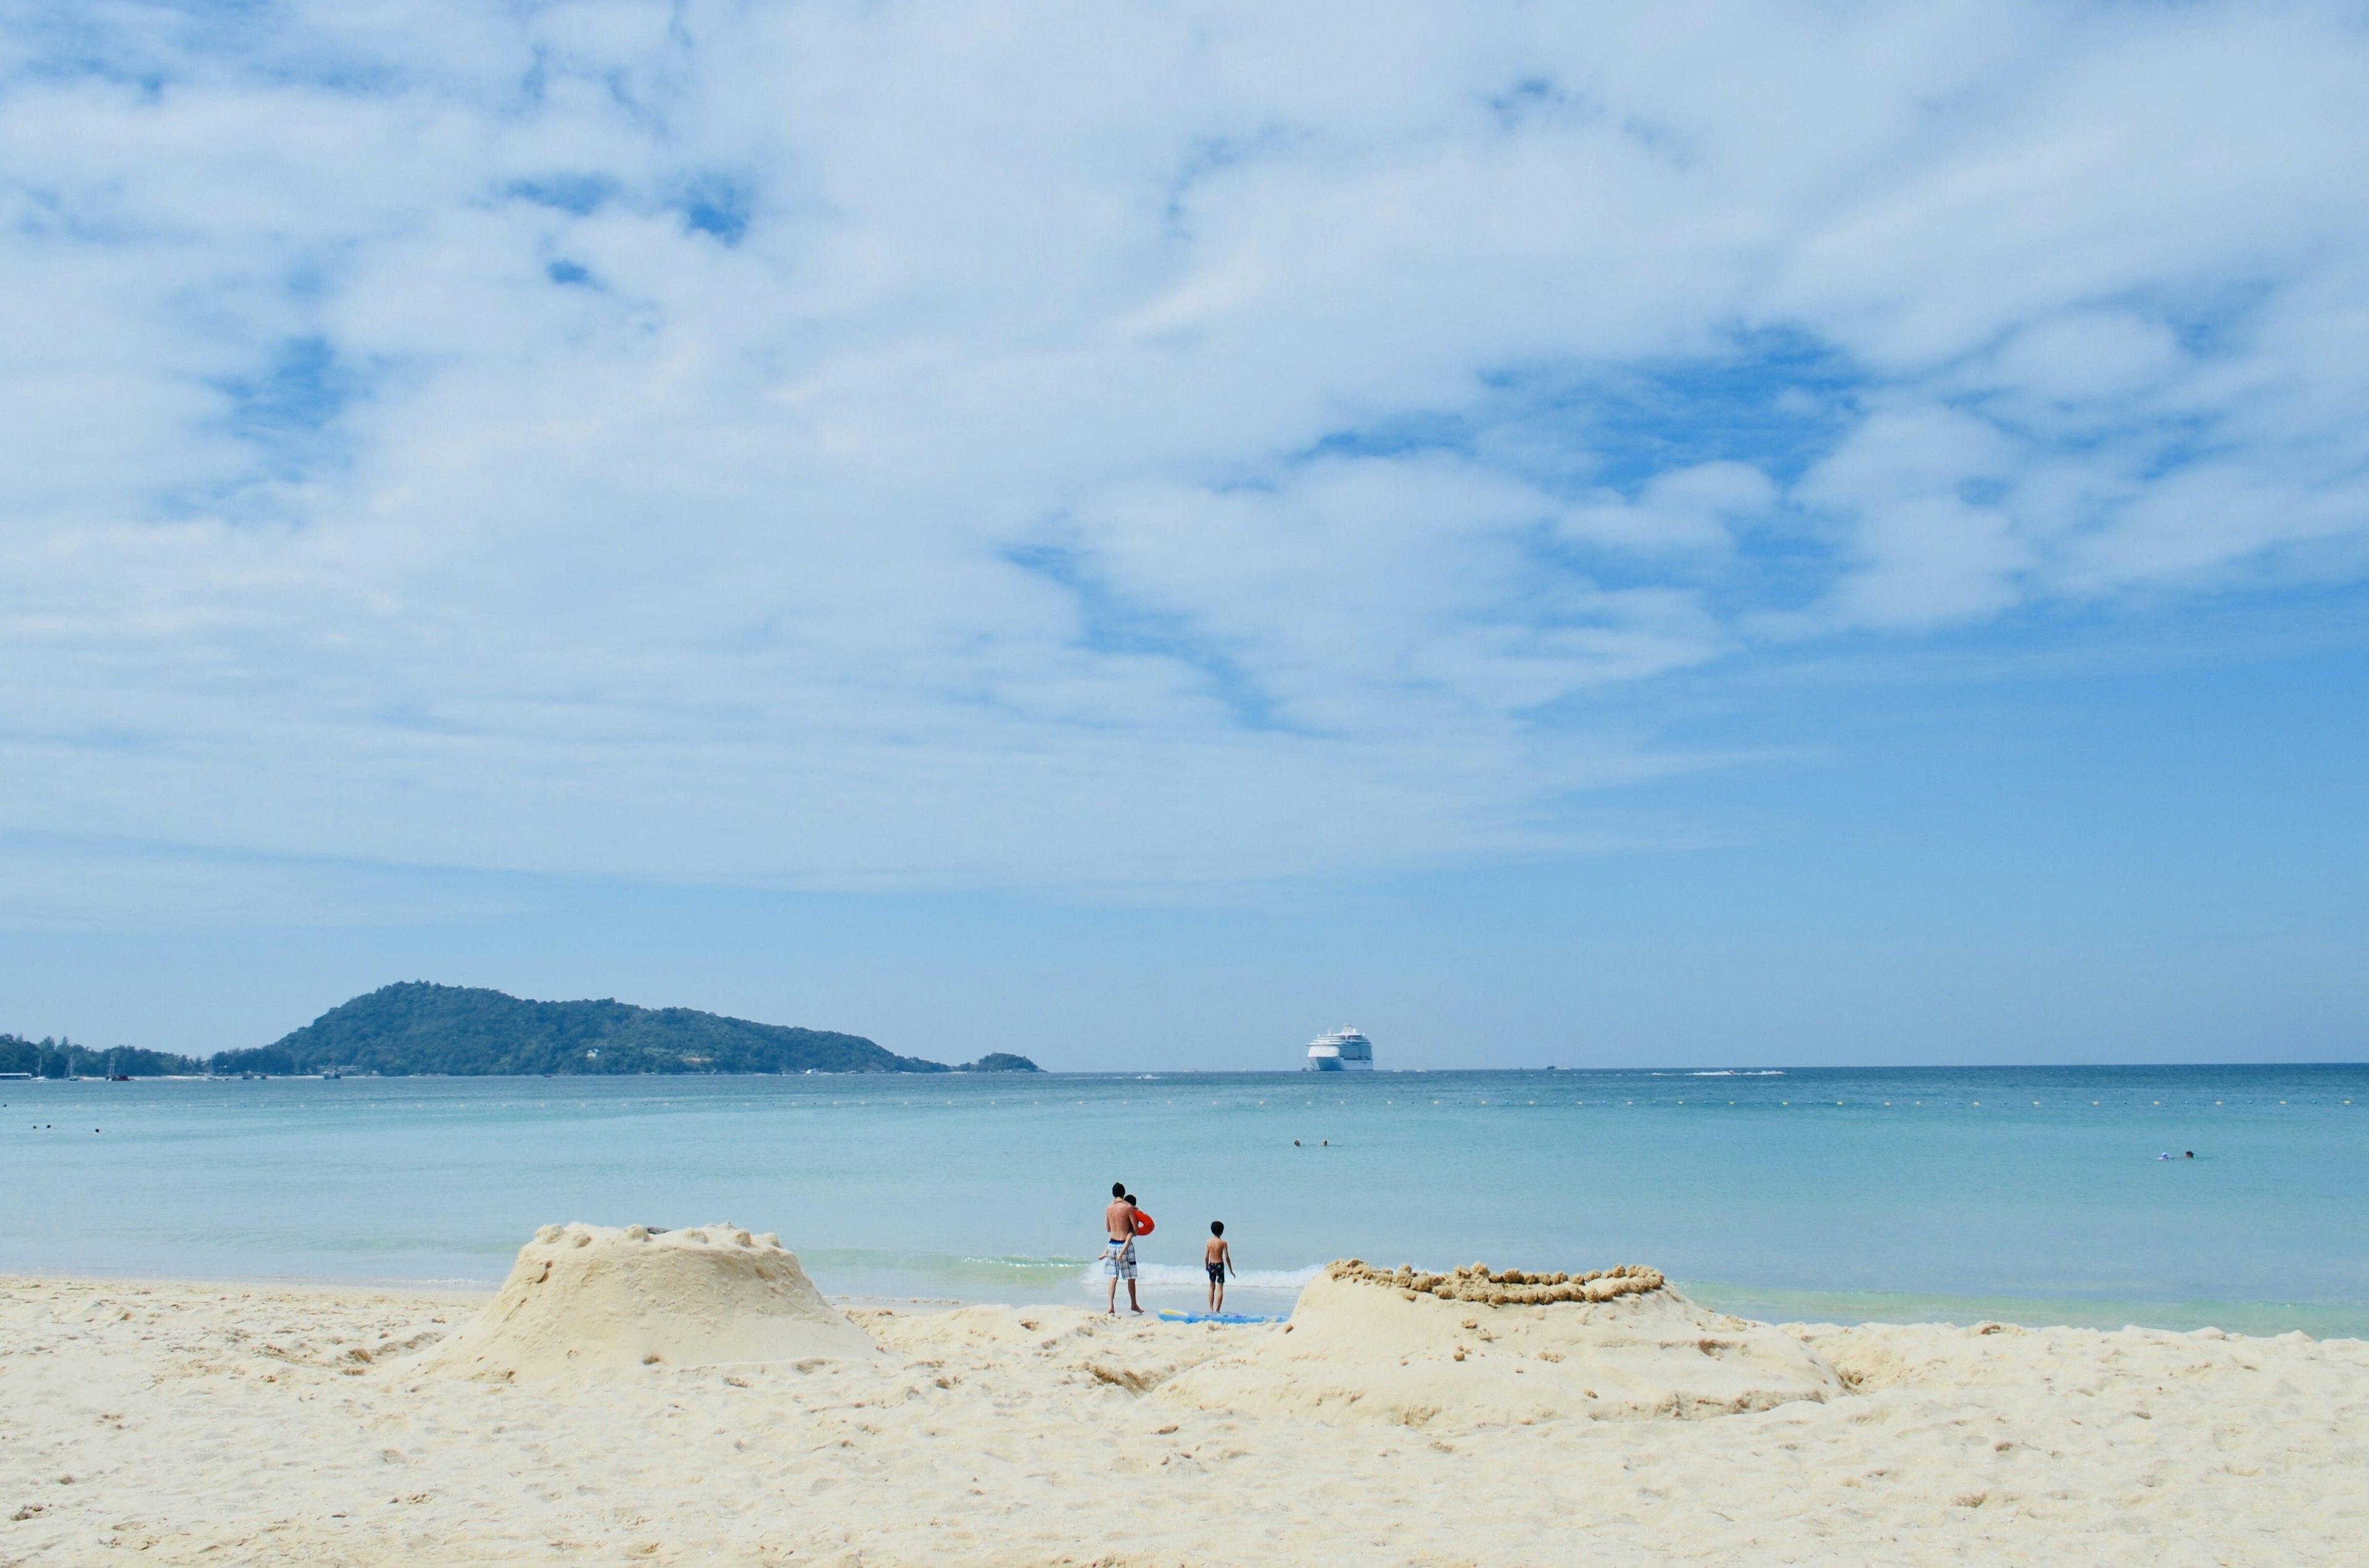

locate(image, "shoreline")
(4, 1262), (2359, 1341)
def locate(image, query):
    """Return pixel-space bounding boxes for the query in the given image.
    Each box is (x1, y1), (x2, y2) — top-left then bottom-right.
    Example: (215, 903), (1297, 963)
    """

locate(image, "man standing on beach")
(1103, 1182), (1144, 1316)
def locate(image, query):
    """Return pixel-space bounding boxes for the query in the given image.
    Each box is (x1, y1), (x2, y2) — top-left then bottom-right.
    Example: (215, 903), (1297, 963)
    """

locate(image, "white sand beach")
(4, 1235), (2365, 1566)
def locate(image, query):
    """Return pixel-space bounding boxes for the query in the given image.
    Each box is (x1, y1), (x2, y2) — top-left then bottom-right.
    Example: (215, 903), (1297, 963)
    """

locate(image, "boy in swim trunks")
(1205, 1221), (1233, 1313)
(1103, 1182), (1144, 1316)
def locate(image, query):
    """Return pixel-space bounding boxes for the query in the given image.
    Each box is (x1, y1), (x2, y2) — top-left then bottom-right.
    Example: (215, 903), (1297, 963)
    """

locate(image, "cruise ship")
(1305, 1027), (1375, 1071)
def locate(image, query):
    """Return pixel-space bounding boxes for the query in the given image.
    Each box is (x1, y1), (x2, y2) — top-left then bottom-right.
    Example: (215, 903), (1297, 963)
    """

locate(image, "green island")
(2, 983), (1040, 1078)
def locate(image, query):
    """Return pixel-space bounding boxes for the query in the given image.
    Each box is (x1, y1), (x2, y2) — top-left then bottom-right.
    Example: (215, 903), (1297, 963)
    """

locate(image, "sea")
(5, 1065), (2365, 1336)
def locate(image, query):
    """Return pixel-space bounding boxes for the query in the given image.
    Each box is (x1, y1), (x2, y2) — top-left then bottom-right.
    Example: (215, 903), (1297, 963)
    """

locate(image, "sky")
(2, 0), (2365, 1069)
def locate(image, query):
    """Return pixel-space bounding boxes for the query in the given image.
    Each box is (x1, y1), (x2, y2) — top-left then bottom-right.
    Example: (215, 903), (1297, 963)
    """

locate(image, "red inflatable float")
(1131, 1211), (1156, 1236)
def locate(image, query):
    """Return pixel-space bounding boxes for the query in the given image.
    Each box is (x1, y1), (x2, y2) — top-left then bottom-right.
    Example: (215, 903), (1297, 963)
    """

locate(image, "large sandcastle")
(421, 1222), (879, 1380)
(1159, 1260), (1845, 1427)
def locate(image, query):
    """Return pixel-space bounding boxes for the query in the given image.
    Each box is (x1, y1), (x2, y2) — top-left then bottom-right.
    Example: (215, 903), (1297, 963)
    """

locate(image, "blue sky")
(2, 1), (2365, 1067)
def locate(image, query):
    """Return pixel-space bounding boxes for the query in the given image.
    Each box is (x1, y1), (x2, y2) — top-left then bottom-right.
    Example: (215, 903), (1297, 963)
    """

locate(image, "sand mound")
(421, 1222), (878, 1380)
(1158, 1260), (1844, 1427)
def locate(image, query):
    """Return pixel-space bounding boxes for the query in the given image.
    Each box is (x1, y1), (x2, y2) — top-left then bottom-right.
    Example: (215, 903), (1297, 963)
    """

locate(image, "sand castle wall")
(1160, 1260), (1845, 1427)
(421, 1222), (878, 1381)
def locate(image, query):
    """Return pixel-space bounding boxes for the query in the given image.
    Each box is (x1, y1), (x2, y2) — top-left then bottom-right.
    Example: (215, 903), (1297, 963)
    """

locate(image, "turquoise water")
(4, 1066), (2365, 1333)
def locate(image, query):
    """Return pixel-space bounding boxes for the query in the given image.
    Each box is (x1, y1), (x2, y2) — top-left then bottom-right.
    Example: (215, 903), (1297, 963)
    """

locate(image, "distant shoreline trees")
(0, 1036), (202, 1078)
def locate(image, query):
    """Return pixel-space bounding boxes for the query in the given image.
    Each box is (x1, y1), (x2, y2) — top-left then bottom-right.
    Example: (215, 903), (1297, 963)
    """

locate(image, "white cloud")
(1793, 405), (2028, 629)
(1563, 461), (1773, 554)
(2, 0), (2367, 910)
(1982, 312), (2183, 406)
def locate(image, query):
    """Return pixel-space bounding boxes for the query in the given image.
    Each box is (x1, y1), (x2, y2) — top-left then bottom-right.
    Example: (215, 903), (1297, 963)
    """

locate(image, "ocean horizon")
(7, 1063), (2365, 1337)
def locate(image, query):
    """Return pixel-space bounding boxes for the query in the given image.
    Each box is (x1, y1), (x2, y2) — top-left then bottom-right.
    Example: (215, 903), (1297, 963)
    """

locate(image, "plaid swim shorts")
(1102, 1237), (1137, 1279)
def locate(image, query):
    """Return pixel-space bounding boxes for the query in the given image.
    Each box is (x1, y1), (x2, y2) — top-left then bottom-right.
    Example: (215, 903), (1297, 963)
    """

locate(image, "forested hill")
(204, 983), (1038, 1076)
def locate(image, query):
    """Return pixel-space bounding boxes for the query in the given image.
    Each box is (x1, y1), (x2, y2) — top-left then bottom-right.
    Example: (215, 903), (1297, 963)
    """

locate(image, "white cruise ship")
(1305, 1028), (1375, 1071)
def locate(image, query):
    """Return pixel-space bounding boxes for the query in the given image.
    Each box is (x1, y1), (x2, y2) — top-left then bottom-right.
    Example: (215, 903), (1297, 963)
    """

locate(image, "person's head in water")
(1112, 1181), (1126, 1199)
(1210, 1221), (1225, 1237)
(2186, 1151), (2195, 1158)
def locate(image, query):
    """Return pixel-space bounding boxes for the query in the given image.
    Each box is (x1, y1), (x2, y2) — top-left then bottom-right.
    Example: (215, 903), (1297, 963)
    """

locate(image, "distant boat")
(1305, 1028), (1375, 1072)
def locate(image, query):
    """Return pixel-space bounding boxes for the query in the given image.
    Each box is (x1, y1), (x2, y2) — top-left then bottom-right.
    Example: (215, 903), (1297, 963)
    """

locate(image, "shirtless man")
(1102, 1181), (1145, 1315)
